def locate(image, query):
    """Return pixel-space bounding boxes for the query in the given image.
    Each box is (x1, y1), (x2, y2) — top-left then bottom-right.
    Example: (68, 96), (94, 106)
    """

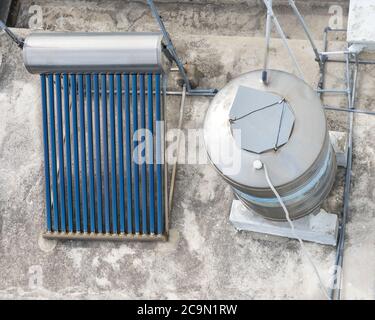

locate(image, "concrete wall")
(0, 0), (13, 23)
(15, 0), (349, 41)
(153, 0), (348, 4)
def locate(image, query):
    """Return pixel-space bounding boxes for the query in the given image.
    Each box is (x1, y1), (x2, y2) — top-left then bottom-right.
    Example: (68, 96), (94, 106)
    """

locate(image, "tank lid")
(229, 86), (295, 154)
(203, 70), (328, 189)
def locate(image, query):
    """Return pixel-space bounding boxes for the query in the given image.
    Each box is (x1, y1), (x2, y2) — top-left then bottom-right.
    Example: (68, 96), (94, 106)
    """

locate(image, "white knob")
(253, 160), (263, 170)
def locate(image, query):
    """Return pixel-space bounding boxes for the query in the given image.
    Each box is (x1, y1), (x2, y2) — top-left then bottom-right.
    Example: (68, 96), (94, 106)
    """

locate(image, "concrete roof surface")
(0, 0), (374, 299)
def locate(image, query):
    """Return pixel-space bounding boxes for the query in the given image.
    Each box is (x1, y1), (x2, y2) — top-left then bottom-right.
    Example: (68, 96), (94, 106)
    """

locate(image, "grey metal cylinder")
(23, 32), (170, 74)
(204, 70), (336, 221)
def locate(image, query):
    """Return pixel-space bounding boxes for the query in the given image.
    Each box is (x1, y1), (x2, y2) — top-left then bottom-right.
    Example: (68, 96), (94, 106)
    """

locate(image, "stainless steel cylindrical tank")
(204, 70), (336, 221)
(23, 32), (170, 74)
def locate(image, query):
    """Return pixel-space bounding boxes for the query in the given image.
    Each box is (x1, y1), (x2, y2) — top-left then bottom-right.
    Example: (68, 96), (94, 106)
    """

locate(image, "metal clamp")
(147, 0), (217, 95)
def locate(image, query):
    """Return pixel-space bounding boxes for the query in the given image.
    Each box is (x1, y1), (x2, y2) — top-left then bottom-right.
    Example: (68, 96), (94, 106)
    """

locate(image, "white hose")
(261, 162), (330, 300)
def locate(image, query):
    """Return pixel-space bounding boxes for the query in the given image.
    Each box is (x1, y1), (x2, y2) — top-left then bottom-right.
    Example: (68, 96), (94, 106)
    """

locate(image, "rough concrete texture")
(15, 0), (348, 40)
(0, 1), (374, 300)
(347, 0), (375, 53)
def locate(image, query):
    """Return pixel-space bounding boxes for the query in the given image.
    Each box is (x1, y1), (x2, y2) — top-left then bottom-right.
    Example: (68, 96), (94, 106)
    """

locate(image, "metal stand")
(326, 0), (375, 298)
(319, 28), (360, 301)
(262, 0), (305, 82)
(230, 200), (338, 246)
(261, 0), (326, 84)
(229, 130), (348, 247)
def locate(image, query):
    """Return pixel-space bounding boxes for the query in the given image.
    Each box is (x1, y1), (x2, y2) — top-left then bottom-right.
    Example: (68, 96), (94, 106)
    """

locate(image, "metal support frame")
(332, 53), (357, 301)
(288, 0), (321, 65)
(324, 105), (375, 116)
(43, 232), (167, 241)
(168, 85), (187, 211)
(287, 0), (325, 89)
(146, 0), (217, 95)
(318, 27), (365, 300)
(260, 3), (375, 300)
(262, 0), (304, 82)
(262, 0), (273, 83)
(261, 0), (328, 90)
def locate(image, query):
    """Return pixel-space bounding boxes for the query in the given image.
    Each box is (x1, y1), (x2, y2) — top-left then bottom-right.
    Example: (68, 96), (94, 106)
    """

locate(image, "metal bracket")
(262, 0), (305, 82)
(146, 0), (217, 95)
(261, 0), (326, 84)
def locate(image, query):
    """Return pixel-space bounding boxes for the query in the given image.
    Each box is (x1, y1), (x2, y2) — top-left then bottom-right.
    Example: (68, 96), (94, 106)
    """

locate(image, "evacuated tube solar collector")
(204, 70), (336, 221)
(24, 32), (170, 240)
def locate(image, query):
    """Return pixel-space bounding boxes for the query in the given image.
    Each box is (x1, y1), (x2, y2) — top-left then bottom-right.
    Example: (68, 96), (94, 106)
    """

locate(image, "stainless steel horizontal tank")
(204, 70), (336, 221)
(23, 32), (169, 74)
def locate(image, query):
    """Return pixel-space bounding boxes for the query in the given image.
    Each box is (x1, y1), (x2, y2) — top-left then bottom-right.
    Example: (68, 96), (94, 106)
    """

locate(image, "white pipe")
(168, 85), (187, 211)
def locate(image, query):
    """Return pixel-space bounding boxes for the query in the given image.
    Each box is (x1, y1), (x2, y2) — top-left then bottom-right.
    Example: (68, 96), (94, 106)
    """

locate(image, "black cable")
(229, 98), (285, 123)
(0, 20), (24, 49)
